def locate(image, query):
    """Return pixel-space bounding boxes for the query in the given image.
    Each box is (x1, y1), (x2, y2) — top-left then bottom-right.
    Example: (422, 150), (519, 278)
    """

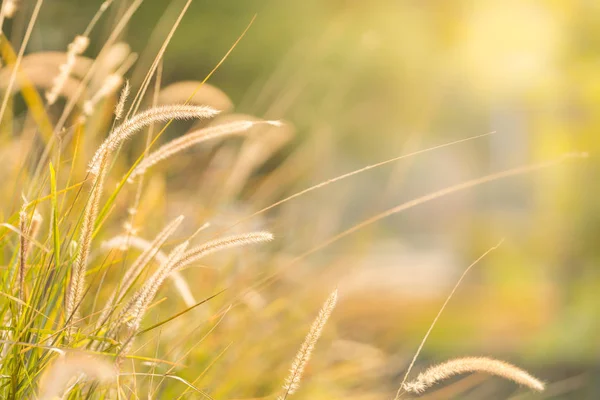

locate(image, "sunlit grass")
(0, 1), (590, 399)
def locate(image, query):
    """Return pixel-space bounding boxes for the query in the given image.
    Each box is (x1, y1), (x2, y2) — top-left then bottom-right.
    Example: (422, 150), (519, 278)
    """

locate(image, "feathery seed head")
(124, 240), (189, 331)
(114, 79), (130, 120)
(172, 231), (274, 272)
(279, 289), (338, 398)
(88, 104), (219, 175)
(128, 119), (277, 181)
(96, 215), (185, 327)
(402, 357), (545, 394)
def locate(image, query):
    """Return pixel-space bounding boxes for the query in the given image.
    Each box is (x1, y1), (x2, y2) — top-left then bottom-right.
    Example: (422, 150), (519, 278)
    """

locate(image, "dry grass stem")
(110, 242), (190, 363)
(66, 152), (109, 323)
(395, 240), (504, 399)
(101, 234), (197, 307)
(129, 119), (282, 181)
(287, 153), (588, 271)
(114, 231), (273, 335)
(279, 289), (338, 399)
(127, 0), (193, 117)
(402, 357), (545, 394)
(88, 104), (219, 174)
(82, 1), (113, 37)
(122, 241), (190, 334)
(97, 215), (184, 326)
(114, 215), (184, 302)
(171, 231), (274, 273)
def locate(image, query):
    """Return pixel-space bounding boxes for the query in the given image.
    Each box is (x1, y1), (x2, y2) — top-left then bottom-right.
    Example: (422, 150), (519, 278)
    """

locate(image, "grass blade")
(49, 163), (60, 267)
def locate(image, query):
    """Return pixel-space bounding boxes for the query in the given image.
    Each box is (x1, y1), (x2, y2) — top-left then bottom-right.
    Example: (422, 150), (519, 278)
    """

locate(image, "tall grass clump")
(0, 1), (585, 399)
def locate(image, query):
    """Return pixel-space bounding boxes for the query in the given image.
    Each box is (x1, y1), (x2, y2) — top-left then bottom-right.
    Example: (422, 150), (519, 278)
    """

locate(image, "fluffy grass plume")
(129, 119), (282, 181)
(171, 231), (274, 273)
(0, 1), (588, 398)
(114, 79), (130, 120)
(278, 289), (338, 399)
(110, 231), (272, 346)
(402, 357), (545, 394)
(96, 215), (184, 326)
(100, 231), (198, 307)
(119, 240), (190, 334)
(66, 152), (109, 323)
(88, 104), (219, 174)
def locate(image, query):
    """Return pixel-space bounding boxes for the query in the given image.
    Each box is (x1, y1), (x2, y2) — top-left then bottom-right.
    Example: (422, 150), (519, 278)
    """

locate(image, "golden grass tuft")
(278, 289), (338, 399)
(120, 240), (191, 335)
(171, 231), (274, 273)
(0, 2), (587, 398)
(101, 232), (200, 308)
(128, 119), (282, 181)
(88, 104), (219, 175)
(114, 79), (130, 120)
(402, 357), (545, 394)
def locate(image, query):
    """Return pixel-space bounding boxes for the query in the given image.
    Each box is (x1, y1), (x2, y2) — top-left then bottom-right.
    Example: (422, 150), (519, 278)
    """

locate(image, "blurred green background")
(14, 0), (600, 397)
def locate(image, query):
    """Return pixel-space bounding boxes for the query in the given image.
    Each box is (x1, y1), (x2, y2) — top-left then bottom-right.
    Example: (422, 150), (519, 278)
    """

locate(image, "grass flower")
(88, 104), (219, 175)
(403, 357), (545, 394)
(279, 289), (338, 399)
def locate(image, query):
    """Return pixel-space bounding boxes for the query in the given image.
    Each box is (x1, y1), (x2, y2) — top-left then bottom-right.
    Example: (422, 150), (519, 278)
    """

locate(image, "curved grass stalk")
(278, 289), (338, 399)
(96, 215), (184, 327)
(66, 152), (109, 326)
(394, 240), (504, 399)
(171, 231), (274, 273)
(402, 357), (544, 394)
(88, 104), (219, 175)
(128, 119), (281, 181)
(112, 231), (273, 343)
